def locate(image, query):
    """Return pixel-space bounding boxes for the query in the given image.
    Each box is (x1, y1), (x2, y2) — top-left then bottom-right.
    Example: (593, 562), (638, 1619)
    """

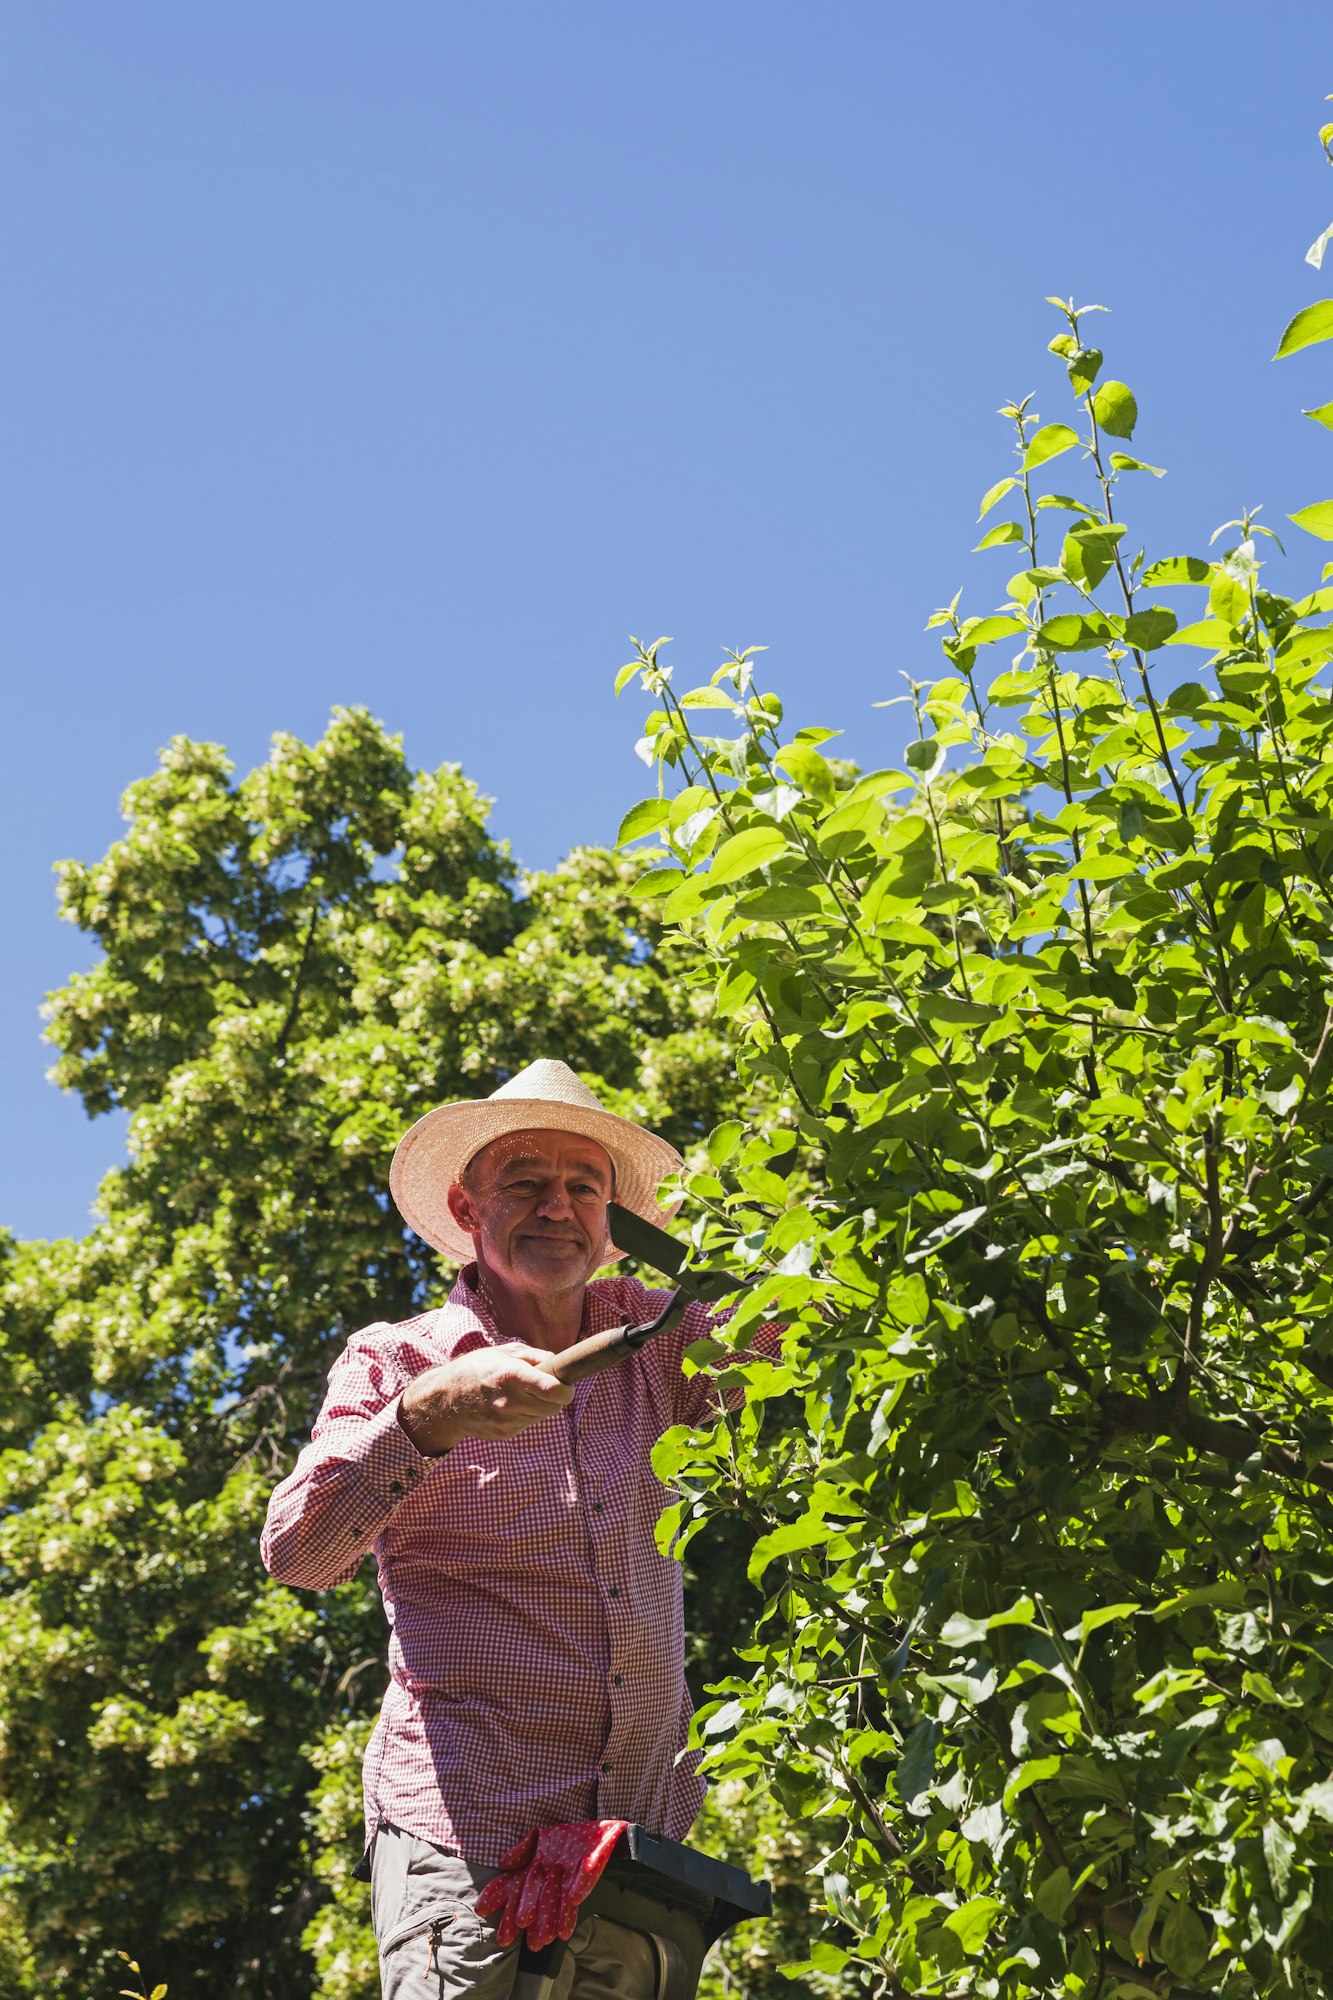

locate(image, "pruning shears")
(548, 1201), (743, 1384)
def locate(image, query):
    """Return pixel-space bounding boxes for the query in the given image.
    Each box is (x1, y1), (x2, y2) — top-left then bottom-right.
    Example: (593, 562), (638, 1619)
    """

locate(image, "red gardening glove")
(475, 1818), (628, 1951)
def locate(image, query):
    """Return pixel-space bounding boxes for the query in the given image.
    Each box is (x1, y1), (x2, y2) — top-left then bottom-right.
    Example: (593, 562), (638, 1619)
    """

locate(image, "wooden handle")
(548, 1324), (634, 1385)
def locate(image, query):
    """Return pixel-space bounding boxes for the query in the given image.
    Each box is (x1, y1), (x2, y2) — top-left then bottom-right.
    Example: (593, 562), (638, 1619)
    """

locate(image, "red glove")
(475, 1818), (628, 1952)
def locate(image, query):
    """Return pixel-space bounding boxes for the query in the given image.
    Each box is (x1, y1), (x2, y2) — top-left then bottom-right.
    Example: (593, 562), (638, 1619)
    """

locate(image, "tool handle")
(548, 1324), (636, 1384)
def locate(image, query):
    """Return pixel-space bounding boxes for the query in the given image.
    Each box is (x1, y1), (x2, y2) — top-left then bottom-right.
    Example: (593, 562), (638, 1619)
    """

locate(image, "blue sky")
(5, 2), (1333, 1242)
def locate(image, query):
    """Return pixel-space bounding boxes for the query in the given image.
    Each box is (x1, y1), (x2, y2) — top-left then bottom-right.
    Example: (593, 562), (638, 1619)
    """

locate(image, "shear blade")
(606, 1200), (689, 1277)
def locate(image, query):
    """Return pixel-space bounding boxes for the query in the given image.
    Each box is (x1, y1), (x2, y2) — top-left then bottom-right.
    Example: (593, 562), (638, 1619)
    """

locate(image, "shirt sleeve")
(259, 1326), (441, 1591)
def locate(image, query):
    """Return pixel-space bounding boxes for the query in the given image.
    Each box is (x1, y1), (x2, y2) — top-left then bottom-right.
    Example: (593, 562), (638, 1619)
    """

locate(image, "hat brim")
(389, 1095), (685, 1263)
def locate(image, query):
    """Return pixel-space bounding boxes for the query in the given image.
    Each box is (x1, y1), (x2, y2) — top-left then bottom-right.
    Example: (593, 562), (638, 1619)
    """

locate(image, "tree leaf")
(678, 685), (738, 710)
(1024, 423), (1080, 470)
(1160, 1900), (1209, 1979)
(1304, 401), (1333, 431)
(1092, 380), (1137, 439)
(944, 1897), (1005, 1955)
(1288, 501), (1333, 540)
(776, 742), (836, 803)
(1275, 299), (1333, 358)
(1003, 1755), (1062, 1810)
(1067, 346), (1103, 395)
(894, 1720), (937, 1806)
(708, 825), (789, 885)
(1143, 555), (1211, 586)
(960, 615), (1025, 647)
(1080, 1602), (1141, 1640)
(747, 1514), (833, 1581)
(1123, 608), (1178, 650)
(978, 476), (1017, 518)
(616, 797), (670, 845)
(1038, 613), (1118, 651)
(974, 521), (1025, 551)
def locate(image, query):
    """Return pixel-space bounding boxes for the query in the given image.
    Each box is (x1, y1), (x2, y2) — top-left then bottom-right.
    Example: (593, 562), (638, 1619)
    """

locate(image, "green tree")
(0, 708), (756, 1999)
(618, 199), (1333, 2000)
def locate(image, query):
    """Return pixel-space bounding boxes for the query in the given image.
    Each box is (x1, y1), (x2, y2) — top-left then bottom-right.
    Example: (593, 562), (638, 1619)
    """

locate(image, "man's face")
(445, 1128), (615, 1298)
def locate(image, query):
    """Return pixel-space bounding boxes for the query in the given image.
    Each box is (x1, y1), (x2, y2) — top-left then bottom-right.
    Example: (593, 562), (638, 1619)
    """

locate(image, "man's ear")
(447, 1181), (481, 1236)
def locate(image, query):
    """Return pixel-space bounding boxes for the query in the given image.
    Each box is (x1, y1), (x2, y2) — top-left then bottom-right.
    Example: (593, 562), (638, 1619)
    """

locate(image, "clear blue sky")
(5, 2), (1333, 1242)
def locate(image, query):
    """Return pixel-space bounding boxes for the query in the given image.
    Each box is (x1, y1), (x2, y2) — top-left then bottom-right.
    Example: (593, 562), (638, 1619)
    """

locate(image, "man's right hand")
(396, 1345), (574, 1455)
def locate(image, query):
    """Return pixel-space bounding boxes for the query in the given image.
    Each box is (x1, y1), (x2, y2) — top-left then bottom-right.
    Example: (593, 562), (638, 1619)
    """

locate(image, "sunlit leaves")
(1288, 499), (1333, 540)
(1275, 298), (1333, 358)
(1091, 378), (1138, 438)
(1024, 422), (1079, 470)
(617, 267), (1333, 1996)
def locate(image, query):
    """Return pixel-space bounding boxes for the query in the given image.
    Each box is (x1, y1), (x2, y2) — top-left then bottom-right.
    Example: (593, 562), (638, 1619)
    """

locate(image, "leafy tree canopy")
(0, 707), (754, 1999)
(618, 278), (1333, 1994)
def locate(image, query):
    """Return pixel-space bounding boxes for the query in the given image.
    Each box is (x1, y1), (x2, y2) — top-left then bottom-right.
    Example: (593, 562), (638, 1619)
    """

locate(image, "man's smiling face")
(445, 1127), (616, 1300)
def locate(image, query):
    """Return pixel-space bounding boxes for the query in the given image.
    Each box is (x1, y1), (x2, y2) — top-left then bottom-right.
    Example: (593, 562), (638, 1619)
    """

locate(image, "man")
(261, 1059), (761, 1998)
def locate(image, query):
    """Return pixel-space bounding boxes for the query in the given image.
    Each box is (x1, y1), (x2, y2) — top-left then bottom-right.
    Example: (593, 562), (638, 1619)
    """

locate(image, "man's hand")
(397, 1345), (574, 1455)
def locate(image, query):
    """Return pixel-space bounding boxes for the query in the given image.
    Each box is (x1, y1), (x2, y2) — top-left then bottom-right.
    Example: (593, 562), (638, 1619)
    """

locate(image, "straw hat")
(389, 1058), (685, 1262)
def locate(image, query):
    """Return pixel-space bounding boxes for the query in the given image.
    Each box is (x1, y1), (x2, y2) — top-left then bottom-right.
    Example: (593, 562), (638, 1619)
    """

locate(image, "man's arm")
(260, 1326), (574, 1591)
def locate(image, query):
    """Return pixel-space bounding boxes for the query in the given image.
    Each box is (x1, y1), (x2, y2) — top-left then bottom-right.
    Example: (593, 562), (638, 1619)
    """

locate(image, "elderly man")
(261, 1059), (761, 1999)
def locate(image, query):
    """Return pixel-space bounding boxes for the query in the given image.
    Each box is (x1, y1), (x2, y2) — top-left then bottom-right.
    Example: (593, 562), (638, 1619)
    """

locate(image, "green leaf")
(616, 797), (670, 845)
(906, 1206), (988, 1264)
(706, 1120), (744, 1168)
(1067, 346), (1103, 395)
(678, 686), (737, 710)
(978, 476), (1017, 518)
(974, 521), (1025, 551)
(1003, 1755), (1061, 1810)
(1038, 613), (1117, 651)
(895, 1720), (937, 1806)
(919, 994), (1004, 1024)
(1034, 1866), (1073, 1923)
(708, 825), (789, 885)
(944, 1897), (1005, 1955)
(1091, 380), (1137, 439)
(775, 742), (836, 803)
(1024, 423), (1080, 470)
(1080, 1602), (1141, 1640)
(614, 661), (642, 695)
(1304, 401), (1333, 430)
(1289, 500), (1333, 540)
(1143, 555), (1210, 585)
(1165, 618), (1232, 647)
(1110, 453), (1165, 475)
(1275, 298), (1333, 358)
(1122, 608), (1178, 650)
(747, 1515), (831, 1580)
(1160, 1901), (1209, 1979)
(960, 614), (1025, 647)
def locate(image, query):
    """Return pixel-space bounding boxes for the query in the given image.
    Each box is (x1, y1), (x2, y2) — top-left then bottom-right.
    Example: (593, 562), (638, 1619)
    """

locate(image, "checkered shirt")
(260, 1269), (766, 1866)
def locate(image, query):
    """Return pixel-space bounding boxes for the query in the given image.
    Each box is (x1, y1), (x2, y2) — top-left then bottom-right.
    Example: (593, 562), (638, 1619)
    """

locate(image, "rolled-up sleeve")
(260, 1329), (439, 1591)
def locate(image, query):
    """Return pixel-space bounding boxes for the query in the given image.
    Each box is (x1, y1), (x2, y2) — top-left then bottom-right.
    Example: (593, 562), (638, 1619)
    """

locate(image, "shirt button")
(592, 1501), (604, 1514)
(601, 1761), (612, 1773)
(612, 1674), (623, 1686)
(608, 1586), (621, 1599)
(389, 1481), (403, 1496)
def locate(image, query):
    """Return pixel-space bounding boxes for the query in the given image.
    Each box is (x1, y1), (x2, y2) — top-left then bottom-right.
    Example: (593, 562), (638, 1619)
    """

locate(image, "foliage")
(0, 708), (760, 1999)
(618, 267), (1333, 1991)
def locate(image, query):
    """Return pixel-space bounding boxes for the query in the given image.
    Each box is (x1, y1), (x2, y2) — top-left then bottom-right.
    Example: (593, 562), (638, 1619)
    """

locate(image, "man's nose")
(534, 1182), (575, 1218)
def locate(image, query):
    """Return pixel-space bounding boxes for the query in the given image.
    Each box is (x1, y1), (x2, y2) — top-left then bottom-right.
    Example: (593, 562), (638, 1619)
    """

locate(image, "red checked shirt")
(260, 1269), (764, 1866)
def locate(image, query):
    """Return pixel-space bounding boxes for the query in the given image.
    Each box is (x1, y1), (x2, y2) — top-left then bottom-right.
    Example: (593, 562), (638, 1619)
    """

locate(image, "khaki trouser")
(372, 1825), (674, 2000)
